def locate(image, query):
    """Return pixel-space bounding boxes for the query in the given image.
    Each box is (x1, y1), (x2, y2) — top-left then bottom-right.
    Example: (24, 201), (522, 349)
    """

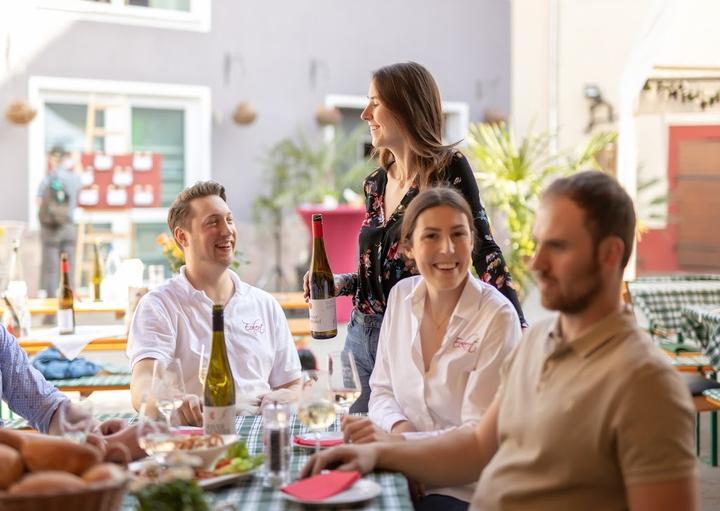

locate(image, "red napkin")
(282, 470), (361, 501)
(293, 435), (344, 448)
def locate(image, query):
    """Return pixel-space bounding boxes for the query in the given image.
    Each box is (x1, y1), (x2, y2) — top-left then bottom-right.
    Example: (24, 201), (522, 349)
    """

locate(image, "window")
(35, 0), (210, 32)
(28, 76), (210, 274)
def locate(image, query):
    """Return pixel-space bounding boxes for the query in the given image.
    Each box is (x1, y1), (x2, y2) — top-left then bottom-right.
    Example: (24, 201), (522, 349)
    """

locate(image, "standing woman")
(305, 62), (525, 412)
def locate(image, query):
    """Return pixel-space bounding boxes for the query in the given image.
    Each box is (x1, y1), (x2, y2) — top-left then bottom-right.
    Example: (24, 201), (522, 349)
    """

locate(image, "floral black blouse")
(336, 153), (527, 327)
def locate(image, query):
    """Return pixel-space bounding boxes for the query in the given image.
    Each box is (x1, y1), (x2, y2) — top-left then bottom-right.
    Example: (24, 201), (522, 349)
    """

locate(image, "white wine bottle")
(57, 252), (75, 335)
(92, 241), (102, 302)
(203, 304), (236, 435)
(309, 214), (337, 339)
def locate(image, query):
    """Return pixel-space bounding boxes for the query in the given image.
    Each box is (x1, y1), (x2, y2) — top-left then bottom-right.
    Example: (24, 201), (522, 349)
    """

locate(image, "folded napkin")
(282, 470), (361, 501)
(293, 434), (344, 448)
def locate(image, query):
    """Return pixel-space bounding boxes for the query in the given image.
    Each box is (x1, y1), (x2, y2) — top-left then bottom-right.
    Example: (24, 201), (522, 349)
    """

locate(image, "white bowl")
(175, 434), (239, 469)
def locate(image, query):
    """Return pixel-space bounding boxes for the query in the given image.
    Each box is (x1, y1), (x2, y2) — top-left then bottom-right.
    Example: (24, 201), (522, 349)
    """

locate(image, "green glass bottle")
(203, 304), (236, 435)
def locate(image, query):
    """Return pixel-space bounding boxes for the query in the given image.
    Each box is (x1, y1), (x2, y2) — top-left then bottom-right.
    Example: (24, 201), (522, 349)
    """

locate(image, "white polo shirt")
(127, 267), (301, 400)
(369, 274), (521, 502)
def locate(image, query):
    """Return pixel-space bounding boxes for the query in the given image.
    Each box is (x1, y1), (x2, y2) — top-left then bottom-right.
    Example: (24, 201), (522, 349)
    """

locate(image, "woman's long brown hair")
(371, 61), (459, 189)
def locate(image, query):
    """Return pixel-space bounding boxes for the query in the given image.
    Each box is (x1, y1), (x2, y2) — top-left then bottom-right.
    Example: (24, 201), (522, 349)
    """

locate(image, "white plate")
(197, 466), (260, 490)
(280, 478), (381, 506)
(293, 431), (344, 449)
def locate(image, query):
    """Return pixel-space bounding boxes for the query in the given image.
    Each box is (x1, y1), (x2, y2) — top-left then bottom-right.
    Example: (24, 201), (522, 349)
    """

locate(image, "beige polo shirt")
(472, 307), (696, 511)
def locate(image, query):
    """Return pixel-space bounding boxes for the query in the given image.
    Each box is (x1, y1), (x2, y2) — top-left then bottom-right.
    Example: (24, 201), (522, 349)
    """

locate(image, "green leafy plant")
(134, 479), (208, 511)
(252, 126), (375, 290)
(467, 122), (616, 297)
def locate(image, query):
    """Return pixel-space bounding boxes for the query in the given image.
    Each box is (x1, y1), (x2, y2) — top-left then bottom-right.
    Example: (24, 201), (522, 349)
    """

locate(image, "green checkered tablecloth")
(703, 388), (720, 404)
(667, 354), (713, 369)
(122, 414), (413, 511)
(682, 305), (720, 371)
(628, 281), (720, 344)
(50, 373), (132, 388)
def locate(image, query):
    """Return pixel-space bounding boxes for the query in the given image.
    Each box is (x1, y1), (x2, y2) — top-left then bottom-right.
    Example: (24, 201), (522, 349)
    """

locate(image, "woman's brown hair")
(371, 62), (459, 189)
(400, 186), (476, 251)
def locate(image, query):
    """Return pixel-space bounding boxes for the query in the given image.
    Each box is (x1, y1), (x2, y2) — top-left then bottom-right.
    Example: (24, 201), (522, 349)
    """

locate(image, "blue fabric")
(343, 309), (383, 413)
(32, 348), (99, 380)
(0, 326), (68, 432)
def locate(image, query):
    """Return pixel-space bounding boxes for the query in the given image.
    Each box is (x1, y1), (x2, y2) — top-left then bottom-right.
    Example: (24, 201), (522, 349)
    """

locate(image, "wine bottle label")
(309, 298), (336, 331)
(203, 405), (235, 435)
(57, 308), (74, 333)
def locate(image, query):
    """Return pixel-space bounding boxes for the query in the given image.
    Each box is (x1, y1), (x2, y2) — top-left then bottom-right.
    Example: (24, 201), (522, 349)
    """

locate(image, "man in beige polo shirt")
(302, 171), (698, 511)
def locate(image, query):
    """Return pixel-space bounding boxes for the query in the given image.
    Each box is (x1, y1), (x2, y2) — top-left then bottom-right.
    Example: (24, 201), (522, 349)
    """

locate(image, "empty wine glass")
(198, 344), (209, 386)
(297, 369), (337, 453)
(152, 359), (186, 423)
(327, 351), (361, 415)
(59, 398), (95, 444)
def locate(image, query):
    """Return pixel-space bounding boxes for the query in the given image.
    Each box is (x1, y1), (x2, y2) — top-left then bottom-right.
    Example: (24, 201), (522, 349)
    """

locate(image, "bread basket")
(0, 480), (127, 511)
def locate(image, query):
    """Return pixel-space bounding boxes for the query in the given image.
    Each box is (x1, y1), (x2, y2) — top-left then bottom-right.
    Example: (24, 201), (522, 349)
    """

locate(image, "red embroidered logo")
(453, 336), (478, 353)
(243, 319), (265, 334)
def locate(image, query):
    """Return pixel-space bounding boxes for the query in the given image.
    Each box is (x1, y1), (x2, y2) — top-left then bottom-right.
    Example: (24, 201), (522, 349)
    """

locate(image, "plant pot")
(296, 205), (365, 323)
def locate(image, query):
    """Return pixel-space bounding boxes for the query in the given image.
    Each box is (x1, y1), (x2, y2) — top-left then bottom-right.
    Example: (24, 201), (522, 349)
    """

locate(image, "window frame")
(27, 76), (211, 237)
(34, 0), (211, 32)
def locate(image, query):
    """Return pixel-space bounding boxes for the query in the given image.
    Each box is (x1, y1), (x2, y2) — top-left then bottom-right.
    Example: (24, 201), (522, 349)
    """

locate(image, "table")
(681, 305), (720, 372)
(122, 414), (413, 511)
(0, 298), (128, 318)
(627, 281), (720, 343)
(271, 292), (308, 311)
(18, 324), (128, 358)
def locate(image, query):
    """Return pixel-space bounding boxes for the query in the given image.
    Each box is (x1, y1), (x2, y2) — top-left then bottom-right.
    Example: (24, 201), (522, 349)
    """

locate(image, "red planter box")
(296, 205), (365, 323)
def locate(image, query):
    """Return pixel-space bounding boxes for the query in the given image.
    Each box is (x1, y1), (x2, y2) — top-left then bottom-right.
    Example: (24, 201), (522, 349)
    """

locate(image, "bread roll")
(21, 436), (101, 475)
(82, 463), (126, 485)
(9, 471), (85, 495)
(0, 429), (26, 451)
(0, 444), (23, 489)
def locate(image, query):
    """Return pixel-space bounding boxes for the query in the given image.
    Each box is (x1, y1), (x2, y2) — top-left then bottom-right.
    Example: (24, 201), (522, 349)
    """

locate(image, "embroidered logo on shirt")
(243, 319), (265, 334)
(452, 336), (478, 353)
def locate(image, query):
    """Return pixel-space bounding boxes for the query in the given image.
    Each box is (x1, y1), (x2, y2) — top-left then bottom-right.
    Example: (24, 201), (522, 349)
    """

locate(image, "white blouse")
(368, 274), (521, 502)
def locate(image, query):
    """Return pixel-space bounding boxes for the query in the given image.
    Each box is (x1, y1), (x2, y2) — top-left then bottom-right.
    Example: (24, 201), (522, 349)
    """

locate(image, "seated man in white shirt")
(127, 181), (302, 425)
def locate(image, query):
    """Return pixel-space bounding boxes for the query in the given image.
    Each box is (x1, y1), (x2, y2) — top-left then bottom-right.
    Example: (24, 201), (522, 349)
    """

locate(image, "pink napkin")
(293, 435), (344, 448)
(282, 470), (361, 501)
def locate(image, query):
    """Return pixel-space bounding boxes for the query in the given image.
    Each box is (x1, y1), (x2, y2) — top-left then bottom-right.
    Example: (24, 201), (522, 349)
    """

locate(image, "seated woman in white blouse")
(341, 186), (522, 511)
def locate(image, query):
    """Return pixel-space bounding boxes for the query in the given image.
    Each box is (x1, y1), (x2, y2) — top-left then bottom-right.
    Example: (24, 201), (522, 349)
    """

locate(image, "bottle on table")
(57, 252), (75, 335)
(203, 304), (236, 435)
(262, 400), (291, 488)
(308, 214), (337, 339)
(92, 241), (102, 302)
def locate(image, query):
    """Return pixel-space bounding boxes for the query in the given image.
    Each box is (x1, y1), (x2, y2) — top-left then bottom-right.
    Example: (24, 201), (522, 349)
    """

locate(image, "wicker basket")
(0, 480), (127, 511)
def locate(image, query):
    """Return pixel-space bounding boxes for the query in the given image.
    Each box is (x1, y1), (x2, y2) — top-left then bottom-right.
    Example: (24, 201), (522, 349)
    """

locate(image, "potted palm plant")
(467, 122), (616, 298)
(253, 126), (375, 300)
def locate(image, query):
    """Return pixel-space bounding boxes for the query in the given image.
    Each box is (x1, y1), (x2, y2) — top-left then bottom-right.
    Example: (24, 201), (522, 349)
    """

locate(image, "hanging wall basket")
(315, 105), (342, 126)
(232, 101), (257, 125)
(5, 100), (36, 125)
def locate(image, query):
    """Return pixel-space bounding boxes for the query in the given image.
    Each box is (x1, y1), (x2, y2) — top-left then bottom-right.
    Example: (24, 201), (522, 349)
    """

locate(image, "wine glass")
(59, 398), (95, 444)
(151, 359), (186, 423)
(136, 393), (176, 462)
(198, 344), (209, 386)
(297, 369), (337, 453)
(327, 351), (361, 415)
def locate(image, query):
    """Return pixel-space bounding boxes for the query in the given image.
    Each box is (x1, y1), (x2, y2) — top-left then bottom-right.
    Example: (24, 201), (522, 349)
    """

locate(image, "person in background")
(303, 171), (698, 511)
(0, 323), (143, 460)
(304, 61), (525, 413)
(127, 181), (302, 425)
(342, 187), (520, 511)
(37, 146), (82, 299)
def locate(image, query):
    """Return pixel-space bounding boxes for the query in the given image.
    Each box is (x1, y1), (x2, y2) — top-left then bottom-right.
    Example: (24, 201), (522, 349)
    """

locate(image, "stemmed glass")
(297, 370), (337, 453)
(136, 392), (177, 462)
(198, 344), (209, 387)
(59, 398), (95, 444)
(327, 351), (361, 415)
(151, 359), (186, 424)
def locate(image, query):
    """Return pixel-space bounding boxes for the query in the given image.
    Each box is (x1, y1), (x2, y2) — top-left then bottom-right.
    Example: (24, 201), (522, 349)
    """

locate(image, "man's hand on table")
(175, 394), (203, 426)
(342, 415), (405, 444)
(258, 388), (299, 412)
(300, 443), (379, 478)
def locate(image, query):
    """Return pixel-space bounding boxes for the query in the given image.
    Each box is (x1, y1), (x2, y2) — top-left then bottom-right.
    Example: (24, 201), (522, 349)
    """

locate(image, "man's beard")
(541, 257), (604, 314)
